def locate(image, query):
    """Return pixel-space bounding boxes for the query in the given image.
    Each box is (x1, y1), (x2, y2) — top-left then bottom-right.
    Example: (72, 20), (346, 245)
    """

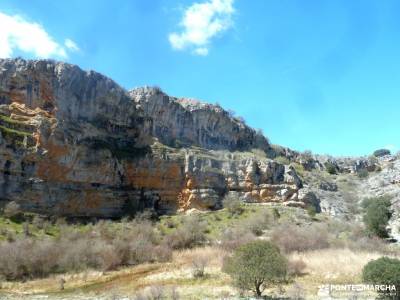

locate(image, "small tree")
(373, 149), (391, 157)
(325, 162), (337, 175)
(223, 240), (287, 297)
(362, 257), (400, 299)
(362, 196), (392, 238)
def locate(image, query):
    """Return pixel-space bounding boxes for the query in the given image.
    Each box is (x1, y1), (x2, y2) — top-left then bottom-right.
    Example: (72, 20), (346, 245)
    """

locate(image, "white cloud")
(64, 38), (80, 52)
(168, 0), (234, 56)
(193, 47), (209, 56)
(0, 12), (78, 59)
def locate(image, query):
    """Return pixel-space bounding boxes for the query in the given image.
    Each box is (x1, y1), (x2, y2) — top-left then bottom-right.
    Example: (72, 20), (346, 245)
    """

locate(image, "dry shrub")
(240, 210), (272, 236)
(135, 285), (165, 300)
(219, 227), (256, 251)
(347, 236), (390, 254)
(286, 282), (306, 300)
(271, 223), (330, 253)
(290, 248), (383, 282)
(177, 246), (224, 265)
(191, 255), (208, 278)
(32, 215), (45, 230)
(148, 285), (165, 300)
(223, 194), (244, 216)
(3, 201), (22, 221)
(288, 258), (307, 277)
(165, 215), (207, 249)
(0, 218), (172, 280)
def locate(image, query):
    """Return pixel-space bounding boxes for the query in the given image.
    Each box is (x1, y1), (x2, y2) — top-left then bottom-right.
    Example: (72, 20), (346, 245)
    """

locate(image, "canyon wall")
(0, 58), (317, 217)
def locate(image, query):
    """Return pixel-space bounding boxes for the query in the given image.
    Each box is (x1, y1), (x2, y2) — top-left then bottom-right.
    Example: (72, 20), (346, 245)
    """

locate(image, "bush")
(271, 223), (330, 253)
(362, 257), (400, 298)
(223, 240), (288, 297)
(288, 258), (307, 277)
(373, 149), (391, 157)
(222, 194), (244, 216)
(275, 156), (290, 165)
(325, 162), (338, 175)
(165, 215), (207, 249)
(3, 201), (22, 221)
(357, 169), (369, 179)
(191, 255), (208, 278)
(219, 227), (256, 251)
(0, 218), (172, 280)
(240, 210), (271, 236)
(362, 196), (392, 238)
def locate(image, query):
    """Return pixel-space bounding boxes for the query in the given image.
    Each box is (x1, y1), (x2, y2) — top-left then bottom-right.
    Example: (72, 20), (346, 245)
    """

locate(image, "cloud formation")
(169, 0), (234, 56)
(64, 38), (80, 52)
(0, 12), (78, 59)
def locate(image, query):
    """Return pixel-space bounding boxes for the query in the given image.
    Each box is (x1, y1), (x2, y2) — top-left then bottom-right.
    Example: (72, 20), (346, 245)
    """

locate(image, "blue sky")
(0, 0), (399, 156)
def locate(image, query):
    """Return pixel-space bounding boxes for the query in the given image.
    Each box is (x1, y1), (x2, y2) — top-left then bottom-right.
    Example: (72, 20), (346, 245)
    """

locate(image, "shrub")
(0, 218), (172, 280)
(325, 162), (337, 175)
(288, 258), (307, 277)
(306, 205), (317, 218)
(32, 215), (45, 230)
(148, 285), (165, 300)
(222, 194), (244, 216)
(362, 196), (392, 238)
(357, 169), (369, 179)
(275, 156), (290, 165)
(291, 163), (305, 178)
(286, 282), (305, 300)
(272, 207), (281, 220)
(3, 201), (22, 221)
(240, 211), (271, 236)
(362, 257), (400, 298)
(165, 215), (207, 249)
(191, 255), (208, 278)
(348, 236), (389, 254)
(223, 240), (288, 297)
(373, 149), (391, 157)
(219, 227), (256, 251)
(271, 223), (330, 253)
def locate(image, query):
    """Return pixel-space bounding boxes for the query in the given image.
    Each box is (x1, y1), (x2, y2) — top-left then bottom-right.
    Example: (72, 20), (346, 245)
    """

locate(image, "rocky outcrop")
(129, 87), (273, 154)
(0, 58), (317, 217)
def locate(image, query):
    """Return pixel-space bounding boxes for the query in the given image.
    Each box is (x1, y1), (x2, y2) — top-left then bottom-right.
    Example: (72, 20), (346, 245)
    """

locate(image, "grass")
(0, 114), (26, 125)
(158, 204), (311, 239)
(288, 248), (397, 299)
(0, 114), (36, 148)
(0, 215), (101, 241)
(0, 125), (32, 138)
(0, 114), (35, 134)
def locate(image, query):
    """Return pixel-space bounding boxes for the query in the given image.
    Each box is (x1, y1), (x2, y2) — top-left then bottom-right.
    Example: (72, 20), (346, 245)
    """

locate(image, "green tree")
(362, 257), (400, 299)
(223, 240), (287, 297)
(362, 196), (392, 238)
(324, 162), (337, 175)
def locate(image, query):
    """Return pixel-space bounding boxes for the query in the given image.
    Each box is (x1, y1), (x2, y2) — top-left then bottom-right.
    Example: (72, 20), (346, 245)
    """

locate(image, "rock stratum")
(0, 58), (319, 217)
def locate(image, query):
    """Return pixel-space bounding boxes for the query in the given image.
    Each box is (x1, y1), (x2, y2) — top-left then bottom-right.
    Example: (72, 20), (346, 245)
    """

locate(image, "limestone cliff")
(129, 87), (273, 154)
(0, 58), (316, 217)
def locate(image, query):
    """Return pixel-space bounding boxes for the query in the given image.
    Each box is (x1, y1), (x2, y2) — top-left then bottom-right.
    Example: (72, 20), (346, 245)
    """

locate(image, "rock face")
(0, 58), (316, 217)
(129, 87), (273, 154)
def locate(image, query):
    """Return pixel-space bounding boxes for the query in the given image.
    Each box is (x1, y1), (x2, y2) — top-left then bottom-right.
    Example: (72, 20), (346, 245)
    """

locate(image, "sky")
(0, 0), (399, 156)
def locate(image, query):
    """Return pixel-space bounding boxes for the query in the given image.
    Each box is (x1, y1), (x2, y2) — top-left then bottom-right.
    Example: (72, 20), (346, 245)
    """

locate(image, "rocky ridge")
(0, 58), (317, 217)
